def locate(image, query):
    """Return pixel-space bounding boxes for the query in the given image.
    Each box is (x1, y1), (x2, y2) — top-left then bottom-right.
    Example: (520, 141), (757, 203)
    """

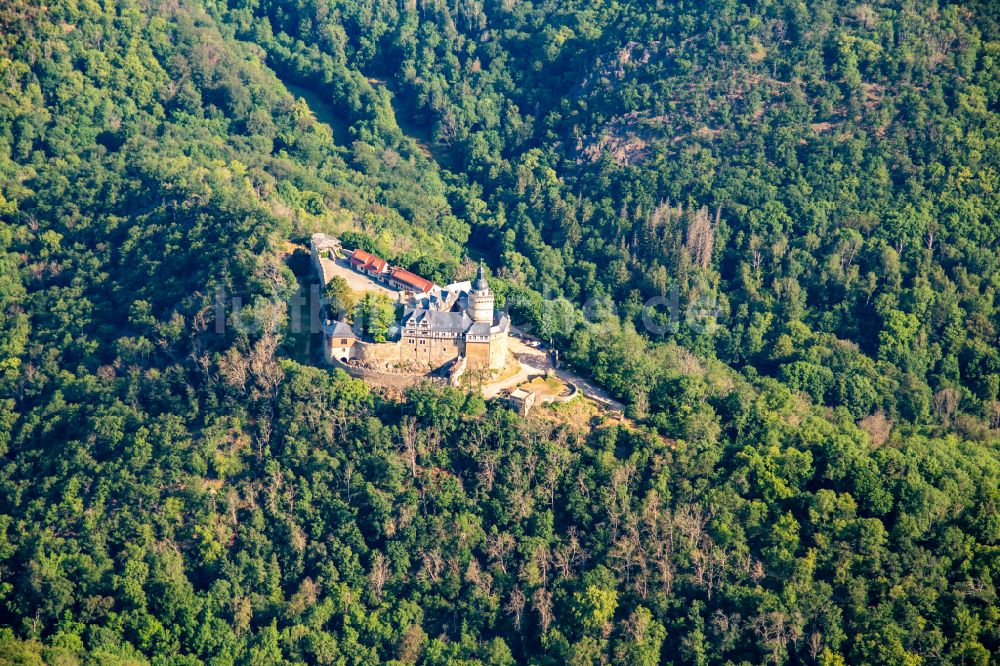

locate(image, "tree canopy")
(0, 0), (998, 664)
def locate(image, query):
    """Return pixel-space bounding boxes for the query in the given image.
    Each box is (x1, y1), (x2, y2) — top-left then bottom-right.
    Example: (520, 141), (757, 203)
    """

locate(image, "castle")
(396, 264), (510, 371)
(315, 234), (510, 377)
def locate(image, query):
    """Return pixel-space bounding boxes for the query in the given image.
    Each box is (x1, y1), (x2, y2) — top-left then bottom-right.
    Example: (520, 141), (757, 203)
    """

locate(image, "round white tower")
(467, 262), (495, 324)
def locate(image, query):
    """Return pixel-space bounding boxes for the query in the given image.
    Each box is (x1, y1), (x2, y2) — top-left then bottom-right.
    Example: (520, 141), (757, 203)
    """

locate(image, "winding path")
(482, 331), (624, 412)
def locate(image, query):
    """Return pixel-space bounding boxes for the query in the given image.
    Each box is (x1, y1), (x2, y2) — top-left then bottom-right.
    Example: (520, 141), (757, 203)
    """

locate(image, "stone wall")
(350, 339), (461, 373)
(351, 339), (405, 366)
(329, 356), (446, 390)
(311, 244), (338, 287)
(465, 340), (491, 368)
(539, 380), (579, 404)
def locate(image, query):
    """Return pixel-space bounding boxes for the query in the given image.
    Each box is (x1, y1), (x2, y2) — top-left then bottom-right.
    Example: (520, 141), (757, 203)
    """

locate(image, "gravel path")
(482, 333), (625, 412)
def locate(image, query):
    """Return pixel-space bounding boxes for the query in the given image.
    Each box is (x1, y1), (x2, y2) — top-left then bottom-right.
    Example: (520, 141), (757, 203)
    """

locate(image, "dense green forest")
(0, 0), (998, 664)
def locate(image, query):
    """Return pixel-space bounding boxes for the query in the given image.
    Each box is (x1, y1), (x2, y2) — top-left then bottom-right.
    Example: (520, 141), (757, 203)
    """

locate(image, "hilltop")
(0, 1), (998, 664)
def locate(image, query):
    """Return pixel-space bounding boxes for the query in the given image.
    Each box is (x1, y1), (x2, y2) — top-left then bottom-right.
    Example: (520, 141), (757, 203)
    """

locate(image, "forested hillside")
(233, 0), (1000, 424)
(0, 0), (998, 664)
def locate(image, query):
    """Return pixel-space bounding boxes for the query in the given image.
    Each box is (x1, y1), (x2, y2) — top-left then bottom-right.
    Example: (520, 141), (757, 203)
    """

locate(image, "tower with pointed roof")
(467, 262), (495, 324)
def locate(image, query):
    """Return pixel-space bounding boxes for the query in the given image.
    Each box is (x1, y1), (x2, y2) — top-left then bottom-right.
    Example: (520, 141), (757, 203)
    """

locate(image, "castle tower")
(467, 262), (495, 324)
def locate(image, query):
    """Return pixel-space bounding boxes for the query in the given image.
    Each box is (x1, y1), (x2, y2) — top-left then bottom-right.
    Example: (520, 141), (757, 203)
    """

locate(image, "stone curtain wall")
(329, 356), (446, 390)
(351, 340), (405, 366)
(465, 340), (491, 368)
(351, 339), (464, 373)
(311, 247), (336, 287)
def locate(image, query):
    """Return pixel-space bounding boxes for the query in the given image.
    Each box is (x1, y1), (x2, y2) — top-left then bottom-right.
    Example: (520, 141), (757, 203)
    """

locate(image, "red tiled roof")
(390, 267), (435, 293)
(349, 249), (372, 264)
(350, 249), (387, 272)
